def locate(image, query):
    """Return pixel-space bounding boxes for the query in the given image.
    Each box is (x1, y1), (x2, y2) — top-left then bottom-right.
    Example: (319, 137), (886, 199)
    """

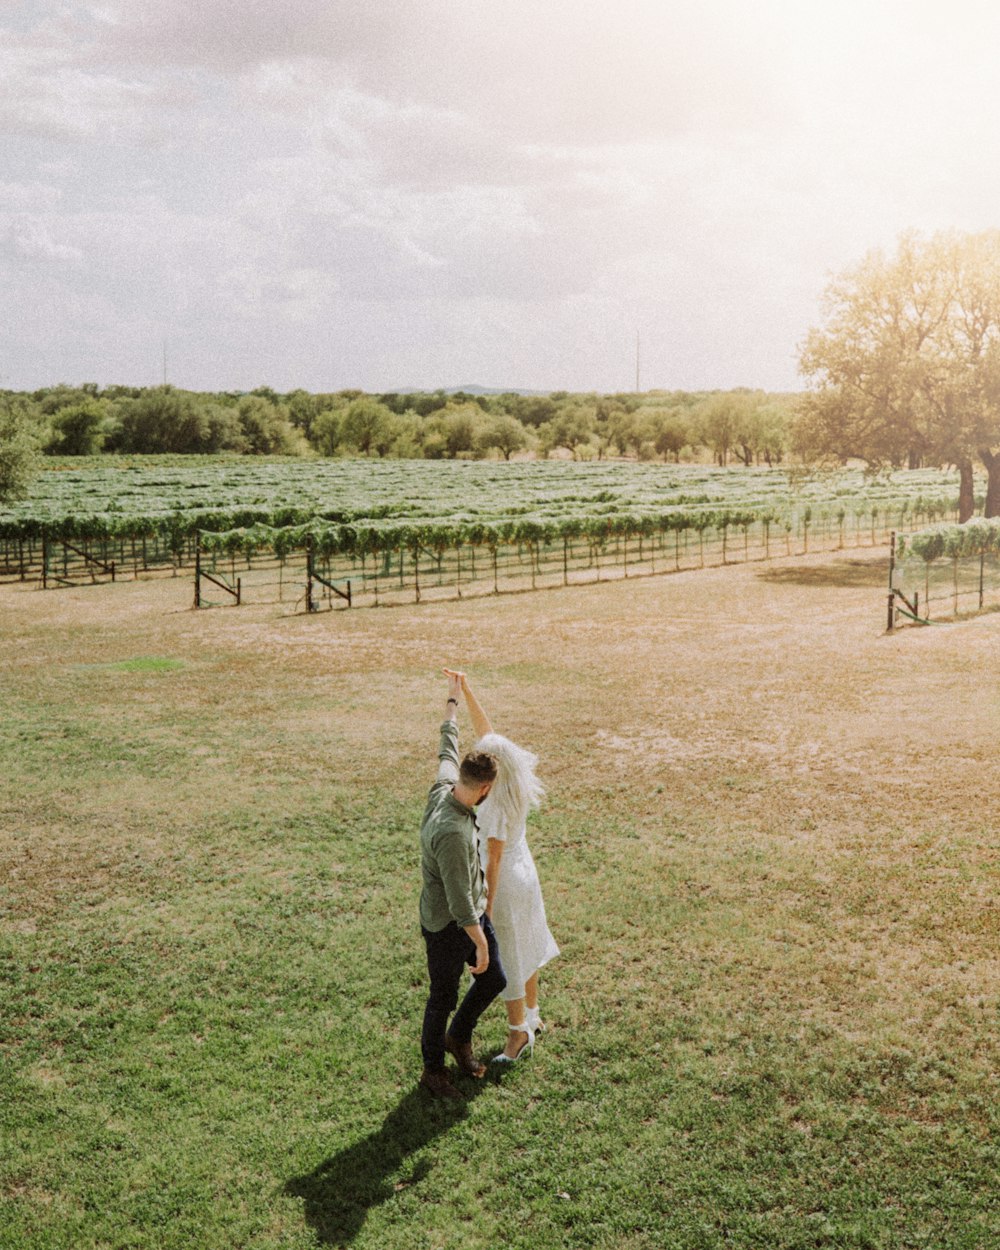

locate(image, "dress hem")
(499, 949), (559, 1002)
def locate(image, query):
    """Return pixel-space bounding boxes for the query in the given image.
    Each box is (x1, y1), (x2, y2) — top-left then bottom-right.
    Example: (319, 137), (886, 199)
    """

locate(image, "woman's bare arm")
(485, 837), (504, 920)
(460, 674), (493, 739)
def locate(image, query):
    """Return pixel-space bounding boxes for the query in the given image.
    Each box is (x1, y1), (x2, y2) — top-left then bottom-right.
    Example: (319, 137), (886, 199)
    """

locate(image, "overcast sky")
(5, 1), (1000, 395)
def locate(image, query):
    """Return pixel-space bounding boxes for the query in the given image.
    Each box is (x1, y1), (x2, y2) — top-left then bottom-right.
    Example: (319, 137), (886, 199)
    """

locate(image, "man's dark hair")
(459, 751), (498, 786)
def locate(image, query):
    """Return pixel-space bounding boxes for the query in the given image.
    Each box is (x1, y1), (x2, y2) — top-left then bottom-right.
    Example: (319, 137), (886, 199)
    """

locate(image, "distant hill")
(386, 383), (550, 397)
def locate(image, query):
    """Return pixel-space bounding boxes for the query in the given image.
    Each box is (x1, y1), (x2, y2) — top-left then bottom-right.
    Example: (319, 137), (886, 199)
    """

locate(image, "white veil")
(475, 732), (544, 840)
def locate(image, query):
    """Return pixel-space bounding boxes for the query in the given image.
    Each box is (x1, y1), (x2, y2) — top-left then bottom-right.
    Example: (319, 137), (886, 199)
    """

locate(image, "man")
(418, 669), (506, 1099)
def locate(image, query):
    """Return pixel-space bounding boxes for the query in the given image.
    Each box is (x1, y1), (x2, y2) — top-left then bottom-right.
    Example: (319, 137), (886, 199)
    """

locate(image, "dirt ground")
(5, 545), (1000, 1027)
(5, 544), (996, 807)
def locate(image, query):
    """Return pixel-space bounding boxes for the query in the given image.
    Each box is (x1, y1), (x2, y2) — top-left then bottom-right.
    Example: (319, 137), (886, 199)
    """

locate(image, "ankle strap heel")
(491, 1019), (535, 1064)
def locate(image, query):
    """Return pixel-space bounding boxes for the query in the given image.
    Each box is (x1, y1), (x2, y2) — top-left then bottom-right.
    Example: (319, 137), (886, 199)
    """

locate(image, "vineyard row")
(891, 516), (1000, 626)
(200, 509), (935, 611)
(2, 504), (951, 603)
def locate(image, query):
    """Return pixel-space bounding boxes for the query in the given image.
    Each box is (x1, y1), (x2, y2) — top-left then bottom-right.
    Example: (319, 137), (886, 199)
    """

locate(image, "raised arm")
(435, 670), (463, 785)
(444, 669), (462, 723)
(460, 674), (493, 739)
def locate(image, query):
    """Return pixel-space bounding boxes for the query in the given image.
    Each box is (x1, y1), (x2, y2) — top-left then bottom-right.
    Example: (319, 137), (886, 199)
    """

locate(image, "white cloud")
(0, 214), (82, 262)
(0, 180), (63, 211)
(0, 39), (159, 139)
(6, 0), (1000, 391)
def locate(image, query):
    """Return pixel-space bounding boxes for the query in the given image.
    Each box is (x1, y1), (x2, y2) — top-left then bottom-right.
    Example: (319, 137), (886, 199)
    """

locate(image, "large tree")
(693, 392), (755, 466)
(540, 405), (596, 459)
(732, 396), (792, 466)
(338, 398), (396, 456)
(0, 395), (41, 500)
(45, 400), (107, 455)
(798, 230), (1000, 520)
(236, 396), (308, 455)
(107, 387), (219, 454)
(476, 412), (530, 460)
(646, 407), (692, 462)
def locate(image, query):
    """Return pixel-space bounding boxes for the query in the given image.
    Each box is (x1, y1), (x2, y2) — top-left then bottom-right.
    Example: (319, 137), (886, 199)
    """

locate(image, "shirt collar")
(445, 788), (478, 824)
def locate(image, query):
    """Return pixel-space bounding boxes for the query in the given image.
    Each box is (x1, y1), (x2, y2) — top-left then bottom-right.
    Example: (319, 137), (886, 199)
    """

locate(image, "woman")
(444, 669), (559, 1062)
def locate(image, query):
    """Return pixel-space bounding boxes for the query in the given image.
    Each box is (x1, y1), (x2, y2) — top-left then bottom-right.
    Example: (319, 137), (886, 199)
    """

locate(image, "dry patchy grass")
(3, 549), (1000, 1248)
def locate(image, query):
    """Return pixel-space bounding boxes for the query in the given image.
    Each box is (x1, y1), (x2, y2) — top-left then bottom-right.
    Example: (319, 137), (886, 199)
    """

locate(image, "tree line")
(0, 383), (798, 494)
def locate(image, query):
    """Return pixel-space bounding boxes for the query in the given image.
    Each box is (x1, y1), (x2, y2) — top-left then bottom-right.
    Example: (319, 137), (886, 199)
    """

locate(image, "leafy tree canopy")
(0, 395), (41, 501)
(798, 229), (1000, 518)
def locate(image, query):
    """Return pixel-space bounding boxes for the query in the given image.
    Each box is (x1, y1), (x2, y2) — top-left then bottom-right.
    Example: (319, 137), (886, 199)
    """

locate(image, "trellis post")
(887, 532), (897, 631)
(306, 540), (315, 613)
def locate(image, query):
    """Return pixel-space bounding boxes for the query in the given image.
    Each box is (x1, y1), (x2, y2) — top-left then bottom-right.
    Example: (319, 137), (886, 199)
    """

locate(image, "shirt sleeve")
(476, 797), (505, 842)
(436, 720), (460, 785)
(435, 827), (480, 930)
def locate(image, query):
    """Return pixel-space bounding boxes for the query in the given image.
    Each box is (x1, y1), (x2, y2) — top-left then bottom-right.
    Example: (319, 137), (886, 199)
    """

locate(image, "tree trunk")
(979, 448), (1000, 517)
(959, 459), (975, 522)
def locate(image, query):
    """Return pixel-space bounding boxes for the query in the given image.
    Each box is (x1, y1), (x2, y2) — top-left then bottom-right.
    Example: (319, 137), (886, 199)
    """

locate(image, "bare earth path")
(5, 545), (996, 814)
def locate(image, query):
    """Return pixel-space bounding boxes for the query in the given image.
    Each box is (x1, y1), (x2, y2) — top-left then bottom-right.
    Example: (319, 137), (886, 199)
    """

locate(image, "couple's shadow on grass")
(284, 1074), (495, 1246)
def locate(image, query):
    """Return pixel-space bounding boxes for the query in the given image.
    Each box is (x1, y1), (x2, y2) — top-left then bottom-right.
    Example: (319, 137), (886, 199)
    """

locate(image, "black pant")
(420, 913), (506, 1071)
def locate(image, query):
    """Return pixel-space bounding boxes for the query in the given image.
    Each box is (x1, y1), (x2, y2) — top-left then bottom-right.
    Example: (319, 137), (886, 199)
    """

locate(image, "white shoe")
(525, 1006), (545, 1036)
(492, 1020), (535, 1064)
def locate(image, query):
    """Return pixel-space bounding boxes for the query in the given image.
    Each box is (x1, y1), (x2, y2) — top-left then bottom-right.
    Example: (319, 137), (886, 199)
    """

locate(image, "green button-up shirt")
(419, 721), (487, 932)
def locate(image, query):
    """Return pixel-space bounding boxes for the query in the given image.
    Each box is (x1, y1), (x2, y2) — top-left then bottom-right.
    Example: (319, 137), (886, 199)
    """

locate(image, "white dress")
(477, 796), (559, 1002)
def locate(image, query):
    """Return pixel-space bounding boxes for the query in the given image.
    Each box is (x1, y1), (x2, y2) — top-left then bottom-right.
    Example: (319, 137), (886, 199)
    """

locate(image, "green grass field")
(3, 553), (999, 1249)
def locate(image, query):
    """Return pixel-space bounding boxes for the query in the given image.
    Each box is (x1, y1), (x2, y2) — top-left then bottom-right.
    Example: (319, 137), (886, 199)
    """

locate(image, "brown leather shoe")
(444, 1034), (487, 1078)
(419, 1068), (465, 1100)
